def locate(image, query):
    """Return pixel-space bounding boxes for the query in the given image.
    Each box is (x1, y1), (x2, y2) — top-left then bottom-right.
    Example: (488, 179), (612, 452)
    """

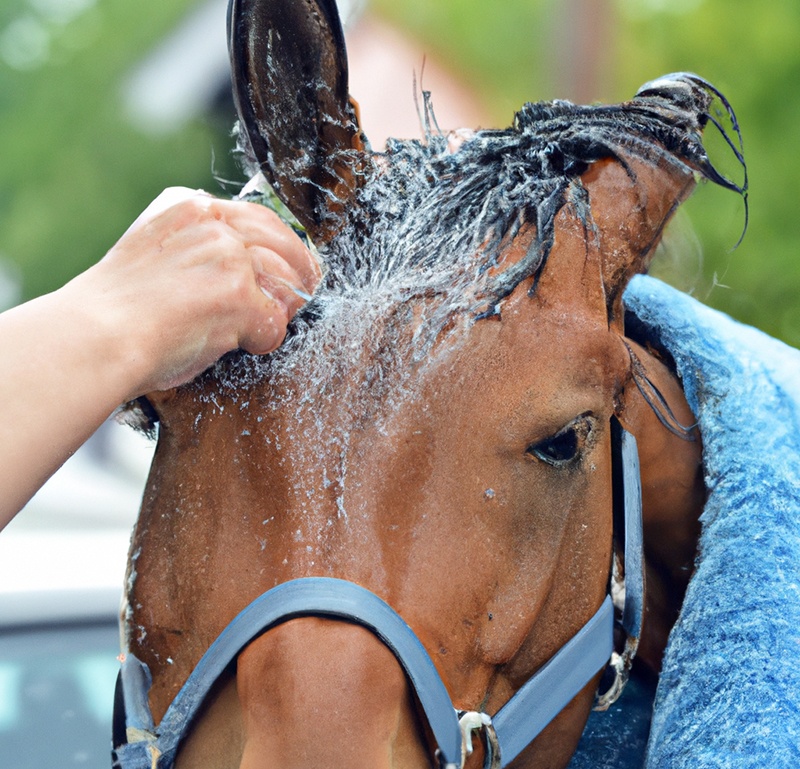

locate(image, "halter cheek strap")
(595, 420), (645, 711)
(112, 425), (643, 769)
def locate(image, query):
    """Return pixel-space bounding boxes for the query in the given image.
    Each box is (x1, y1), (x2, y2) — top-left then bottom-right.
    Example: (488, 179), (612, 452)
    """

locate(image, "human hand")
(0, 186), (321, 524)
(67, 187), (321, 398)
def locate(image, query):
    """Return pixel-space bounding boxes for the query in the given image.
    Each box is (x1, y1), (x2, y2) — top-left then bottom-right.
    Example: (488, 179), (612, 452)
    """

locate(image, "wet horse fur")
(123, 9), (746, 767)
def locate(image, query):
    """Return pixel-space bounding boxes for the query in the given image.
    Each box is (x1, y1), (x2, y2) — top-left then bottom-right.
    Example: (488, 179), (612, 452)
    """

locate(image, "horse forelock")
(109, 79), (739, 438)
(207, 86), (727, 391)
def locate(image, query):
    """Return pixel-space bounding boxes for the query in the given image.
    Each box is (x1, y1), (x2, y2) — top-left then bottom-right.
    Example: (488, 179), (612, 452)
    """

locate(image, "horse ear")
(228, 0), (370, 243)
(579, 153), (696, 330)
(580, 73), (746, 329)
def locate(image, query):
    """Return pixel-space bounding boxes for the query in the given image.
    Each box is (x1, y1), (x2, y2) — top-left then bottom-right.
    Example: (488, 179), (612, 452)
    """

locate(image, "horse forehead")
(463, 276), (622, 371)
(344, 298), (624, 439)
(431, 326), (622, 431)
(285, 284), (620, 404)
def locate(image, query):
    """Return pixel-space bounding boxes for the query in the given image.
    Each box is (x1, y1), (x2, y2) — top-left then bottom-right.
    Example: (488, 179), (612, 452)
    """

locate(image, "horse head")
(119, 2), (746, 768)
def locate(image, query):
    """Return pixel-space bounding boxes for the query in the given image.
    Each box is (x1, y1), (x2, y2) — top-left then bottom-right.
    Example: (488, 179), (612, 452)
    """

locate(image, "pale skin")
(0, 187), (319, 530)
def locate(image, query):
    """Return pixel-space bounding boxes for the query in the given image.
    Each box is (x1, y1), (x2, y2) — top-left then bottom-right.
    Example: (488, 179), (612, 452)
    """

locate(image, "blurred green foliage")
(1, 0), (798, 346)
(0, 0), (238, 300)
(615, 0), (800, 347)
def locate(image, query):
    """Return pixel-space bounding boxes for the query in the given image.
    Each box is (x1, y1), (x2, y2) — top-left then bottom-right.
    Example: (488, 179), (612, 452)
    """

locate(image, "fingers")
(214, 199), (322, 292)
(147, 192), (322, 294)
(239, 245), (317, 355)
(251, 245), (310, 317)
(130, 187), (319, 276)
(122, 188), (322, 366)
(128, 187), (212, 231)
(239, 294), (290, 356)
(215, 200), (321, 357)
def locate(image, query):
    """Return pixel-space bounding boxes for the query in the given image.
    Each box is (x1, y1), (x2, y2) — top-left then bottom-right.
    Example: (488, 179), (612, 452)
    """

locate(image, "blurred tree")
(612, 0), (800, 347)
(0, 0), (239, 300)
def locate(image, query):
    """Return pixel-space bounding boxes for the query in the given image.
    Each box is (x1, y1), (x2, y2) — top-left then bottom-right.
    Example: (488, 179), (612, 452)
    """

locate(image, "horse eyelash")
(526, 414), (595, 467)
(622, 341), (697, 441)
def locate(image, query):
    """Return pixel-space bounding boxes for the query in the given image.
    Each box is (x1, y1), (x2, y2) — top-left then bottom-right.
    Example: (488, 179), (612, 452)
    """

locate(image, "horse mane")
(121, 78), (745, 432)
(213, 80), (742, 377)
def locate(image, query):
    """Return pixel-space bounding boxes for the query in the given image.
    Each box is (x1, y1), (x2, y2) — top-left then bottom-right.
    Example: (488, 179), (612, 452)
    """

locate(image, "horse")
(112, 1), (747, 768)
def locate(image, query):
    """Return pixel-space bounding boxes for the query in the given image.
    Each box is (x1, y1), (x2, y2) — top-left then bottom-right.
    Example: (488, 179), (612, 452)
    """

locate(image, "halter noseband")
(112, 421), (643, 769)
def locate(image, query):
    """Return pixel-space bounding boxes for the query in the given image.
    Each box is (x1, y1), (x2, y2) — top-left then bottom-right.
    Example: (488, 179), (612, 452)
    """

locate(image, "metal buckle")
(458, 710), (501, 769)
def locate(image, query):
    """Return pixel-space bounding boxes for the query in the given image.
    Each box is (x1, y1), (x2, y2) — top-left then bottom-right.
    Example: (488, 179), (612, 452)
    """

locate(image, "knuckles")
(153, 193), (307, 359)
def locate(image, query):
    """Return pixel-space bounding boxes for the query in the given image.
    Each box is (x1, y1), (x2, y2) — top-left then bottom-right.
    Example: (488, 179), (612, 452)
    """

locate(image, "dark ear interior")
(228, 0), (369, 242)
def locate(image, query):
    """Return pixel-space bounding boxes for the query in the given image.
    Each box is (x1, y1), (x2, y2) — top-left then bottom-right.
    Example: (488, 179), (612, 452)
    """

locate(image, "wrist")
(55, 268), (160, 405)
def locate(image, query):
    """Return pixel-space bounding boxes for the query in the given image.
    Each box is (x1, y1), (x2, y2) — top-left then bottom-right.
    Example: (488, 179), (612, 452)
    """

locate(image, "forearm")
(0, 285), (144, 529)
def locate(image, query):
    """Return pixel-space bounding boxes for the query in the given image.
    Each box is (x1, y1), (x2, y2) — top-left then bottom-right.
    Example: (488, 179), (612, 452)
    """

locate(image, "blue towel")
(569, 275), (800, 768)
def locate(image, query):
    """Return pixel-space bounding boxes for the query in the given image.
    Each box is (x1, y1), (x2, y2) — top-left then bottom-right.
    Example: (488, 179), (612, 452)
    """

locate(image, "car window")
(0, 622), (120, 768)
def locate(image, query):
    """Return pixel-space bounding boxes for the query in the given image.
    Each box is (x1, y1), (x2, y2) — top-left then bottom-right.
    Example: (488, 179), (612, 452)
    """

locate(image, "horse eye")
(526, 416), (593, 467)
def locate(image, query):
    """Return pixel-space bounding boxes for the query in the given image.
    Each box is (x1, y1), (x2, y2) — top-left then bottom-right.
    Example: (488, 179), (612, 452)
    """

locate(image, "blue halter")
(112, 423), (643, 769)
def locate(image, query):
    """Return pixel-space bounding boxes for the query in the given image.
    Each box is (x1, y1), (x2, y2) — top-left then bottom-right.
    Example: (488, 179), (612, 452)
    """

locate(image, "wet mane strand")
(118, 80), (746, 439)
(218, 85), (739, 376)
(120, 80), (744, 428)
